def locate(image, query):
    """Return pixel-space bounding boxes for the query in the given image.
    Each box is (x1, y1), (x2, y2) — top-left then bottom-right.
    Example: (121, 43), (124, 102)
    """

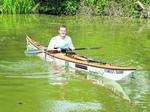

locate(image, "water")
(0, 15), (150, 112)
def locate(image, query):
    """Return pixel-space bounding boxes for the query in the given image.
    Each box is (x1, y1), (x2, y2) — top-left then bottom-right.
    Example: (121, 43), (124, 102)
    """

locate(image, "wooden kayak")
(26, 35), (136, 81)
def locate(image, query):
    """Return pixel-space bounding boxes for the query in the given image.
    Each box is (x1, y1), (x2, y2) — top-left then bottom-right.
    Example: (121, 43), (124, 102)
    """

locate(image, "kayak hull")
(26, 36), (136, 81)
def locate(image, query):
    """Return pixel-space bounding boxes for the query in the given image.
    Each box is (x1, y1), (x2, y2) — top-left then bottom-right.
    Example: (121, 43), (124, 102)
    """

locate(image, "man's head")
(58, 25), (67, 38)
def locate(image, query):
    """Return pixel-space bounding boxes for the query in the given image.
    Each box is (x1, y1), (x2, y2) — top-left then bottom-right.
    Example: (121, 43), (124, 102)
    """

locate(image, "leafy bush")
(1, 0), (150, 18)
(38, 0), (62, 15)
(63, 0), (78, 15)
(38, 0), (79, 15)
(95, 0), (110, 15)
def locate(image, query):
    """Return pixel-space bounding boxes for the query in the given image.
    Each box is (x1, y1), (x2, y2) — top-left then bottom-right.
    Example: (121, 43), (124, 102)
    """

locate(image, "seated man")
(47, 25), (75, 53)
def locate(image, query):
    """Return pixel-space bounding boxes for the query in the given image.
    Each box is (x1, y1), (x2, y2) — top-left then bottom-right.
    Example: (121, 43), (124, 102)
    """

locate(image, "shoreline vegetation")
(0, 0), (150, 19)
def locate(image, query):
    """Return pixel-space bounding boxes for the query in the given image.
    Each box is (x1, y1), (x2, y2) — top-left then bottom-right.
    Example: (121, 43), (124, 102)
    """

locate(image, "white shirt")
(47, 35), (74, 50)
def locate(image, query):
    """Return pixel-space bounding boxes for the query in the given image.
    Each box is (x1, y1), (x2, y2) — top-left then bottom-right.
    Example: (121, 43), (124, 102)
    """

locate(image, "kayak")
(26, 35), (136, 81)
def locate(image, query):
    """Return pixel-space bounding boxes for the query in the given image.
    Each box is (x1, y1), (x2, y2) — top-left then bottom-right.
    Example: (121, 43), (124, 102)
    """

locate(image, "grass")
(2, 0), (35, 14)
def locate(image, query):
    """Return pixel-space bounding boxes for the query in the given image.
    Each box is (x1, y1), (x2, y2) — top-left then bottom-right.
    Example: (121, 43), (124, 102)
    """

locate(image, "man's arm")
(47, 38), (55, 50)
(68, 36), (75, 50)
(47, 37), (61, 52)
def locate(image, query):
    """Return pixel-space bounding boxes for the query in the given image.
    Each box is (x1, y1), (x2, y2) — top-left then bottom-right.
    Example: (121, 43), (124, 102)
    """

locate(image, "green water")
(0, 15), (150, 112)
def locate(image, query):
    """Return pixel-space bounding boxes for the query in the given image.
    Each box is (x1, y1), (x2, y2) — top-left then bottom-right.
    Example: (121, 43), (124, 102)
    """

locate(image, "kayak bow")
(26, 35), (136, 81)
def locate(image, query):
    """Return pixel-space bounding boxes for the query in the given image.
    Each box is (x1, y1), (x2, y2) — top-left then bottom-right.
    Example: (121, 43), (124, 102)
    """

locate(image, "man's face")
(58, 27), (67, 38)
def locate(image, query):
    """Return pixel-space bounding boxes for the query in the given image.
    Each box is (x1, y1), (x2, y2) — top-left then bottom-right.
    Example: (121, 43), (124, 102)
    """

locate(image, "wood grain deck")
(26, 36), (136, 71)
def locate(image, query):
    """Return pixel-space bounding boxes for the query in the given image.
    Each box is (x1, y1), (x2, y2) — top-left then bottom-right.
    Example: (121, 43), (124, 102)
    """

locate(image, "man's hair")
(58, 25), (67, 30)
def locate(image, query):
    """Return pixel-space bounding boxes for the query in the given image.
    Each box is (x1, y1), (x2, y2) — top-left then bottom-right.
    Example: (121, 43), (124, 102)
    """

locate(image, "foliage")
(95, 0), (110, 15)
(63, 0), (78, 15)
(2, 0), (35, 14)
(37, 0), (62, 15)
(1, 0), (150, 17)
(37, 0), (79, 15)
(82, 0), (150, 18)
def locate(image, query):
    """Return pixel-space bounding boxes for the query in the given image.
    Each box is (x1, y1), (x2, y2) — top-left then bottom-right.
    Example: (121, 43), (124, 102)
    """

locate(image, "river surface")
(0, 15), (150, 112)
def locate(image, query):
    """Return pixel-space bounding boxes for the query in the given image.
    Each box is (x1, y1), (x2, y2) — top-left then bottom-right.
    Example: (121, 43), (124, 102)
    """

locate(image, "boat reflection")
(46, 100), (102, 112)
(74, 70), (131, 102)
(47, 64), (71, 85)
(47, 64), (130, 101)
(25, 49), (130, 102)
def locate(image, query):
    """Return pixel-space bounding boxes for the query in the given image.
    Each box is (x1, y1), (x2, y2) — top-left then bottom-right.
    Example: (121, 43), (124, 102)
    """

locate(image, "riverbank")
(0, 0), (150, 18)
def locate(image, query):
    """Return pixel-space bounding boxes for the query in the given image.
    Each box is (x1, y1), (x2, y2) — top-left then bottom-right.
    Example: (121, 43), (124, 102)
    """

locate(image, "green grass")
(2, 0), (35, 14)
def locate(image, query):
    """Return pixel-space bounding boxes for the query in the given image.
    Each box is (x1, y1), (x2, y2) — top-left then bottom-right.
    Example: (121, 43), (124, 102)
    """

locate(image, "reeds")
(2, 0), (35, 14)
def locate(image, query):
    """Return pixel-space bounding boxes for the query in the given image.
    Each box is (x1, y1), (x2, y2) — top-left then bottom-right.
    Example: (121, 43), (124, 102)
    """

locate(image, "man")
(47, 25), (75, 52)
